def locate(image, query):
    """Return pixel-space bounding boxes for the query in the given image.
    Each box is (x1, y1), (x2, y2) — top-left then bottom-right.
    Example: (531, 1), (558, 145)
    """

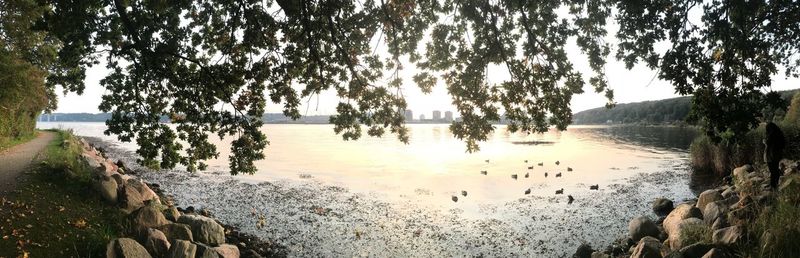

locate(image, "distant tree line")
(574, 89), (798, 125)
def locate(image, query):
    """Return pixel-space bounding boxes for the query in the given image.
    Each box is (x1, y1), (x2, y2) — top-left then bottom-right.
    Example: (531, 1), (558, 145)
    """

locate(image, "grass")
(0, 131), (38, 153)
(690, 122), (800, 177)
(0, 130), (127, 257)
(679, 222), (713, 247)
(725, 173), (800, 258)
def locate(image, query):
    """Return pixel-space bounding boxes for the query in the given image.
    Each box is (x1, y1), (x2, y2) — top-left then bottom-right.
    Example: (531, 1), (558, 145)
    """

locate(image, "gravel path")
(0, 131), (55, 195)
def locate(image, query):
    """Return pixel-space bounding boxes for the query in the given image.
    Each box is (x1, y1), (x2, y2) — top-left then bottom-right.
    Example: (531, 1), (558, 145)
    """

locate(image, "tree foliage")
(10, 0), (800, 175)
(614, 0), (800, 141)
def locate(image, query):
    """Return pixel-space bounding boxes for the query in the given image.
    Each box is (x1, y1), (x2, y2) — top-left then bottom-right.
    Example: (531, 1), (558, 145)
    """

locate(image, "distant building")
(420, 114), (426, 120)
(432, 110), (442, 121)
(404, 109), (414, 121)
(444, 111), (453, 121)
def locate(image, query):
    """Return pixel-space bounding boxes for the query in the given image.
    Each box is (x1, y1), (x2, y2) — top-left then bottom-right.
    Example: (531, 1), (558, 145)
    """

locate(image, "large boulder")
(573, 243), (593, 258)
(196, 243), (222, 258)
(668, 218), (708, 251)
(702, 248), (730, 258)
(127, 179), (160, 204)
(110, 173), (131, 186)
(652, 198), (674, 216)
(106, 238), (152, 258)
(177, 215), (226, 246)
(629, 216), (660, 242)
(165, 206), (181, 222)
(214, 244), (240, 258)
(158, 223), (194, 242)
(630, 236), (662, 258)
(712, 226), (743, 246)
(696, 190), (722, 211)
(167, 239), (197, 258)
(732, 165), (754, 188)
(82, 153), (103, 170)
(143, 228), (171, 258)
(131, 205), (169, 232)
(119, 184), (145, 214)
(702, 201), (727, 225)
(679, 243), (713, 258)
(663, 204), (703, 235)
(92, 175), (118, 204)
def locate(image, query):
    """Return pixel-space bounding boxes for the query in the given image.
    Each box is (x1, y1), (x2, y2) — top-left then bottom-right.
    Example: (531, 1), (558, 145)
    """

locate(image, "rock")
(143, 228), (170, 257)
(679, 243), (713, 258)
(131, 204), (169, 232)
(214, 244), (240, 258)
(629, 216), (661, 241)
(652, 198), (674, 216)
(702, 201), (726, 225)
(663, 204), (703, 235)
(668, 218), (707, 250)
(92, 175), (118, 204)
(241, 249), (263, 258)
(590, 251), (610, 258)
(630, 236), (662, 258)
(106, 238), (152, 258)
(158, 223), (194, 241)
(177, 215), (225, 246)
(127, 179), (160, 204)
(732, 165), (754, 187)
(167, 239), (197, 258)
(82, 153), (103, 169)
(110, 173), (131, 186)
(696, 190), (722, 211)
(712, 226), (743, 246)
(728, 203), (757, 226)
(119, 184), (145, 214)
(165, 206), (181, 222)
(702, 248), (730, 258)
(573, 243), (593, 258)
(720, 187), (735, 198)
(196, 243), (221, 258)
(711, 217), (727, 231)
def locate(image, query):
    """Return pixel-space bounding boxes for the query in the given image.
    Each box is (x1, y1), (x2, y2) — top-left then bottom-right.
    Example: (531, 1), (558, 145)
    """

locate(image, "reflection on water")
(37, 123), (699, 206)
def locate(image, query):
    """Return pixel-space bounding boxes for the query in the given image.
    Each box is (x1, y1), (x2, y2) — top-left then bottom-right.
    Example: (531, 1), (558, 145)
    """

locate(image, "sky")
(54, 13), (800, 118)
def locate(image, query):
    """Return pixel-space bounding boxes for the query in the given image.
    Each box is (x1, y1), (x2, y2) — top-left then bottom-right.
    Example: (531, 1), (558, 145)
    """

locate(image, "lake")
(37, 122), (700, 256)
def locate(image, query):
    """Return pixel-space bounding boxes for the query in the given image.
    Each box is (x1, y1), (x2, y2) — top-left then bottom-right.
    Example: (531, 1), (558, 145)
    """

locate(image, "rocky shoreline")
(83, 135), (705, 257)
(74, 136), (285, 258)
(578, 161), (800, 258)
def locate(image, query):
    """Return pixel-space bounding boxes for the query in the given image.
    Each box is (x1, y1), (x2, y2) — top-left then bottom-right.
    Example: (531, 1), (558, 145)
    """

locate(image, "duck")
(568, 195), (575, 204)
(555, 188), (564, 194)
(461, 190), (468, 197)
(567, 167), (573, 172)
(537, 162), (544, 166)
(524, 160), (529, 163)
(480, 170), (488, 175)
(524, 188), (531, 195)
(524, 172), (529, 178)
(589, 184), (599, 190)
(527, 166), (534, 170)
(544, 172), (548, 177)
(452, 196), (459, 202)
(555, 161), (560, 165)
(485, 159), (490, 163)
(511, 174), (518, 180)
(555, 172), (562, 177)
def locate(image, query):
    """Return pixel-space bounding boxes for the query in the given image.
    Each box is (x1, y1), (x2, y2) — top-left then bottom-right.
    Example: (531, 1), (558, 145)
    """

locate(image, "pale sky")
(55, 14), (800, 117)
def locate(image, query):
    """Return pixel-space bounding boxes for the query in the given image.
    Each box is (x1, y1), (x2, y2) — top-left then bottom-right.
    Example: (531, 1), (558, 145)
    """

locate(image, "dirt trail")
(0, 131), (56, 195)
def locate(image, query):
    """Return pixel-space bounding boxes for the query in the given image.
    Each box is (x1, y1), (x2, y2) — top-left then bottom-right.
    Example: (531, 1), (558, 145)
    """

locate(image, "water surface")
(38, 122), (699, 256)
